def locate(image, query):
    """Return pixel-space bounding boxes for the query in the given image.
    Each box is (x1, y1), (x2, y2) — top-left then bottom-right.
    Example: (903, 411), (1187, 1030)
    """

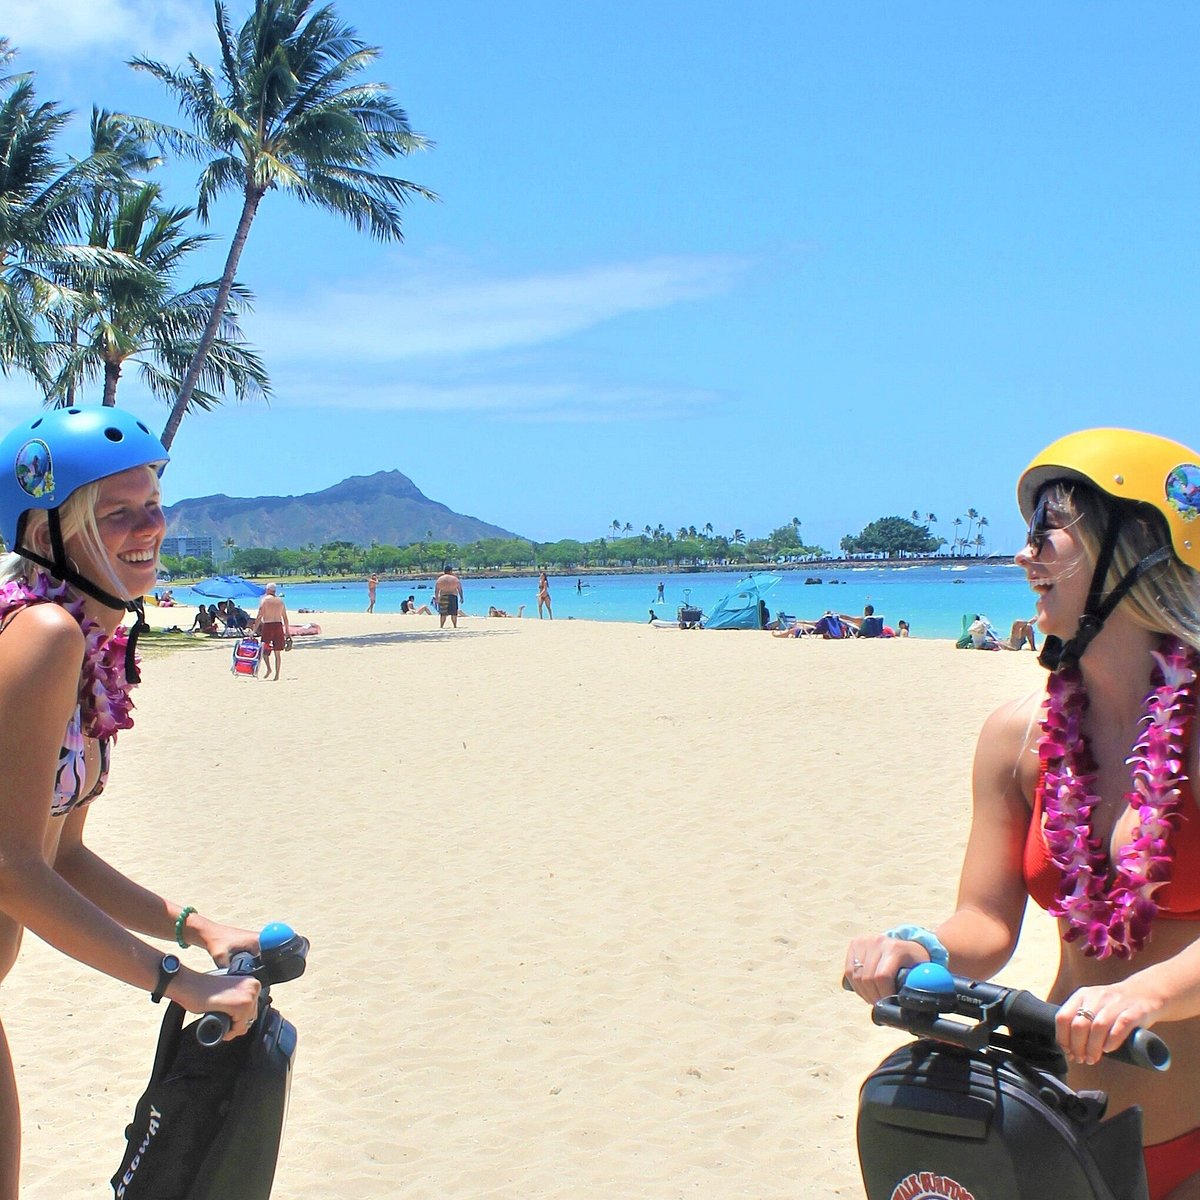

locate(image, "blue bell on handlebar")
(897, 962), (956, 1014)
(258, 922), (310, 985)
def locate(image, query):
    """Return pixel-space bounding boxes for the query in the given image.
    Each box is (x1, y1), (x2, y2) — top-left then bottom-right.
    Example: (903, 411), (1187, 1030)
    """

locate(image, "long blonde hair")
(0, 466), (159, 599)
(1044, 481), (1200, 653)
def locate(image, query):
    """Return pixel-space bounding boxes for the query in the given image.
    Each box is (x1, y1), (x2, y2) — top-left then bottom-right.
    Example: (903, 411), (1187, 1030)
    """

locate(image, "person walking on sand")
(253, 583), (290, 680)
(845, 428), (1200, 1199)
(0, 407), (261, 1197)
(435, 565), (463, 629)
(538, 570), (553, 619)
(366, 572), (378, 613)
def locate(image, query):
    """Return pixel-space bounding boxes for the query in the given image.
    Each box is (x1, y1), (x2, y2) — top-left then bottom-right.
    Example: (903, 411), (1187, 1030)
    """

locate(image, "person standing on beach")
(0, 407), (261, 1197)
(366, 572), (378, 613)
(253, 583), (290, 680)
(435, 565), (463, 629)
(656, 580), (665, 603)
(845, 429), (1200, 1199)
(538, 570), (553, 619)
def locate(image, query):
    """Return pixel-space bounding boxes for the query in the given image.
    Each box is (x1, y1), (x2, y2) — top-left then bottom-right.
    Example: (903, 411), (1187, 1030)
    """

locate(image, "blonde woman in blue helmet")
(846, 429), (1200, 1199)
(0, 407), (261, 1197)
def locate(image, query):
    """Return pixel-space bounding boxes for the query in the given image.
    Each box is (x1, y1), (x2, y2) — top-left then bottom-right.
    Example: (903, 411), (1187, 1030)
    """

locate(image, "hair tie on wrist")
(884, 924), (949, 966)
(175, 906), (197, 949)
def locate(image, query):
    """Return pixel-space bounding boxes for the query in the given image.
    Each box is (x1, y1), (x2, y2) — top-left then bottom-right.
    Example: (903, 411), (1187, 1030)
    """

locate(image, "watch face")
(163, 954), (181, 973)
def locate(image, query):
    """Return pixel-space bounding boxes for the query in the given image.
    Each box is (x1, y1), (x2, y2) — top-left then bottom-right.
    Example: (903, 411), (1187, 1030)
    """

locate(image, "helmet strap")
(14, 509), (145, 683)
(1039, 505), (1173, 671)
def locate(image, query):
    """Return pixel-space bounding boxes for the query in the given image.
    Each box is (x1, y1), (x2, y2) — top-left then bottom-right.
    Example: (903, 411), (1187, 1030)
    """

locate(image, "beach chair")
(858, 615), (885, 638)
(231, 637), (263, 678)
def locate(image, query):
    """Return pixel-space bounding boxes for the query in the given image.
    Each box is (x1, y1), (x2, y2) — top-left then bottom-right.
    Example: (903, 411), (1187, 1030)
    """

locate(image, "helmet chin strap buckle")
(1039, 615), (1104, 672)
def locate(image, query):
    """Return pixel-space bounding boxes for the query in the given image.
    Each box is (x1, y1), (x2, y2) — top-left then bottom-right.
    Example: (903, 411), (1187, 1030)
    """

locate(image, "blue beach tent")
(703, 573), (781, 630)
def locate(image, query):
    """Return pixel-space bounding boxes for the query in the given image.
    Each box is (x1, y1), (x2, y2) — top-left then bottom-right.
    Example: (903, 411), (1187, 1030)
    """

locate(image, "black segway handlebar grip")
(195, 949), (260, 1047)
(195, 1012), (232, 1047)
(1002, 987), (1171, 1072)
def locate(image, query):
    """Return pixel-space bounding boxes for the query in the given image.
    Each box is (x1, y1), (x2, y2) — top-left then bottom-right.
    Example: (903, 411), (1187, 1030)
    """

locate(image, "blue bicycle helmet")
(0, 406), (168, 549)
(0, 407), (168, 681)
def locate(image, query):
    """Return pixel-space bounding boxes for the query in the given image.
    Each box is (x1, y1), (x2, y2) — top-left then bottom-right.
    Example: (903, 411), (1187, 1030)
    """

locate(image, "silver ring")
(852, 958), (864, 970)
(1076, 1007), (1096, 1022)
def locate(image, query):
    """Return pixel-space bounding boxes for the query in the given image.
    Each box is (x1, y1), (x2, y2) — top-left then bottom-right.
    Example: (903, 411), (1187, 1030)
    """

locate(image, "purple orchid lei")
(1038, 636), (1199, 959)
(0, 569), (136, 740)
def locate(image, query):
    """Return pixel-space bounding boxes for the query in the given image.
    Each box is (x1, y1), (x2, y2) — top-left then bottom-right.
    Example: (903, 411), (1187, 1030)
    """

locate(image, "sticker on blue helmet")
(15, 439), (54, 500)
(1166, 464), (1200, 522)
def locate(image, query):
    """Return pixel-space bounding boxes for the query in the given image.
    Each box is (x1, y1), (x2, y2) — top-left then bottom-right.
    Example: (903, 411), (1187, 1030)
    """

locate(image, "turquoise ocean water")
(173, 561), (1034, 641)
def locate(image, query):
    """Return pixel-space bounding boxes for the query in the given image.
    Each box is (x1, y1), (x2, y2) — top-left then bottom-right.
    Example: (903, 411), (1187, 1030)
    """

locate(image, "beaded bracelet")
(175, 905), (197, 949)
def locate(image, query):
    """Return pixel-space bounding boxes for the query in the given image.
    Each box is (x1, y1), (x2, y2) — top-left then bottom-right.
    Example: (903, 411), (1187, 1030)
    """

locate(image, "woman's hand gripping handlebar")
(846, 962), (1170, 1074)
(194, 922), (310, 1047)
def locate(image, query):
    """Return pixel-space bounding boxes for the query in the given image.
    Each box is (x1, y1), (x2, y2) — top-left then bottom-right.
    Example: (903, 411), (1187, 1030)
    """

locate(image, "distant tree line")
(160, 510), (996, 578)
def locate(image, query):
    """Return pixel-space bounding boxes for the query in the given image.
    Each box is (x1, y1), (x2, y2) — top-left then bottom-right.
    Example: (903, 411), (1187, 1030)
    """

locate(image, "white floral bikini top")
(53, 707), (111, 817)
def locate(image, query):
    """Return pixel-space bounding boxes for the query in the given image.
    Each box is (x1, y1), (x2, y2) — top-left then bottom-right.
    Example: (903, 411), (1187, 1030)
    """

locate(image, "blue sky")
(3, 2), (1198, 552)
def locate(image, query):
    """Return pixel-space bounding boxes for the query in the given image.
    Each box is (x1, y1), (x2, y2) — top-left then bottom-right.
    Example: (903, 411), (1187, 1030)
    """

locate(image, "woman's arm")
(54, 806), (259, 965)
(845, 693), (1038, 1000)
(0, 607), (259, 1027)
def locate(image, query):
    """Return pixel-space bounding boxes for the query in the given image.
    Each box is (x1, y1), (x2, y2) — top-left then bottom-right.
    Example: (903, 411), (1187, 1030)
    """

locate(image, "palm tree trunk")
(103, 360), (121, 406)
(160, 186), (263, 450)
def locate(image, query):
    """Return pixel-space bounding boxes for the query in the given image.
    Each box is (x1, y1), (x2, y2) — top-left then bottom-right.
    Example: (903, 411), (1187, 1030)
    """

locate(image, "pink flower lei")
(0, 569), (137, 740)
(1038, 636), (1200, 959)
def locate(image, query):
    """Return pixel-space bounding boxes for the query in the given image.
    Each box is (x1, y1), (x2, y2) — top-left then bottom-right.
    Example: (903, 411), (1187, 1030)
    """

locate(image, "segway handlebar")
(851, 964), (1170, 1074)
(195, 923), (310, 1047)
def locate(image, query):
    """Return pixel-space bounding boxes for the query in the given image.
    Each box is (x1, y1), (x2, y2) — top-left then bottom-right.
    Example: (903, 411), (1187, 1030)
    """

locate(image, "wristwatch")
(151, 953), (181, 1003)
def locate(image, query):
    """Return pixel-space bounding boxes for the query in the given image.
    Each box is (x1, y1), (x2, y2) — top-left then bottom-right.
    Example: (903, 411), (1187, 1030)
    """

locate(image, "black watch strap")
(151, 953), (181, 1004)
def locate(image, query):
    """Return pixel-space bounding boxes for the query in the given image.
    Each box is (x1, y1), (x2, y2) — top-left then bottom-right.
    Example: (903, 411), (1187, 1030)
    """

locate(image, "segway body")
(854, 965), (1168, 1200)
(113, 924), (308, 1200)
(859, 1040), (1147, 1200)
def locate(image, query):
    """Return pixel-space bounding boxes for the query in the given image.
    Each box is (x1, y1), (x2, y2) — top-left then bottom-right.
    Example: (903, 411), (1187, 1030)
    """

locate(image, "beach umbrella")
(191, 575), (266, 600)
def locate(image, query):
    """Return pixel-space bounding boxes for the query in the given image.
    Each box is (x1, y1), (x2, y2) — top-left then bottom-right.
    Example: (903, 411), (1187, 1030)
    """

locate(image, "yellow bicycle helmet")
(1018, 428), (1200, 571)
(1017, 428), (1200, 669)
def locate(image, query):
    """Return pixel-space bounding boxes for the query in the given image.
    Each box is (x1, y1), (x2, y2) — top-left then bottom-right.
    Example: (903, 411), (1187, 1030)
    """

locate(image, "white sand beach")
(6, 609), (1061, 1198)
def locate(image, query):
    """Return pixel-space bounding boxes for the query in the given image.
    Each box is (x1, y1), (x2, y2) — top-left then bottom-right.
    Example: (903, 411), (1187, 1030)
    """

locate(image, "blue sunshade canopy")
(191, 575), (266, 600)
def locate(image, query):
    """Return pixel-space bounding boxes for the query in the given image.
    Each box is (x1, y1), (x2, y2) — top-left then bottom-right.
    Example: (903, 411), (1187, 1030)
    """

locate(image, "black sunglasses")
(1025, 493), (1053, 557)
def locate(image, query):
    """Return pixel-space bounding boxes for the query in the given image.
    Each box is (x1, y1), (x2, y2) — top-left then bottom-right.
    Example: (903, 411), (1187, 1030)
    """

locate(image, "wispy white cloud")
(272, 374), (726, 423)
(5, 0), (211, 62)
(253, 253), (751, 364)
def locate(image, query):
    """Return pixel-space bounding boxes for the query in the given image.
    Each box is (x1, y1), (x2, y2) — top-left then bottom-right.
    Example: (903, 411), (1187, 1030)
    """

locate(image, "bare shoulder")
(0, 604), (84, 716)
(0, 602), (85, 668)
(974, 689), (1044, 803)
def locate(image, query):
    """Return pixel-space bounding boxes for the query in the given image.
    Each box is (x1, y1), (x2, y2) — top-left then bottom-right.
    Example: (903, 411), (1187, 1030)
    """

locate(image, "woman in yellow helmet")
(846, 429), (1200, 1199)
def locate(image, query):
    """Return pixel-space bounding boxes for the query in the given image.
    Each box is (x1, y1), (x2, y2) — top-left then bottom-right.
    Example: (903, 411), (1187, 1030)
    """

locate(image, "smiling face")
(73, 466), (165, 601)
(1014, 486), (1092, 638)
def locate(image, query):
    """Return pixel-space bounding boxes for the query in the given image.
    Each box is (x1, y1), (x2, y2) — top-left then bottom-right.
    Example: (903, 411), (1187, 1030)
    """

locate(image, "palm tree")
(622, 522), (632, 535)
(0, 46), (143, 384)
(951, 516), (963, 555)
(611, 519), (621, 539)
(703, 522), (713, 540)
(128, 0), (437, 449)
(964, 507), (979, 547)
(47, 181), (269, 409)
(732, 528), (746, 545)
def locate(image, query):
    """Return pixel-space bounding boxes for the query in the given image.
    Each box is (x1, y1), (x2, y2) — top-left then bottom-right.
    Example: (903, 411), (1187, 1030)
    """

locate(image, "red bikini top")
(1024, 757), (1200, 919)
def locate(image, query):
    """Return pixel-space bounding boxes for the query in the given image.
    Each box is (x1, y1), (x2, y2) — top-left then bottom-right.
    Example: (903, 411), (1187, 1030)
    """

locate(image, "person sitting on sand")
(1001, 617), (1038, 650)
(488, 605), (525, 618)
(896, 619), (910, 637)
(846, 428), (1200, 1198)
(401, 594), (432, 615)
(189, 605), (219, 635)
